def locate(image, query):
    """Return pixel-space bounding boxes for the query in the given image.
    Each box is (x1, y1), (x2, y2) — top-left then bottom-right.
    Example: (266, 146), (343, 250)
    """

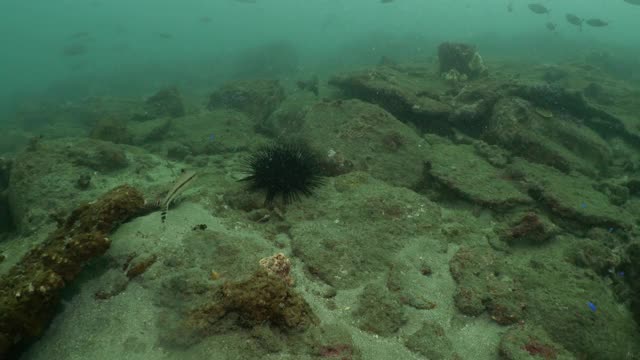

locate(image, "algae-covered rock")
(517, 247), (640, 360)
(498, 325), (574, 360)
(449, 246), (527, 325)
(405, 321), (459, 360)
(353, 283), (407, 336)
(509, 158), (635, 230)
(89, 118), (133, 144)
(500, 212), (559, 245)
(484, 96), (611, 175)
(438, 42), (488, 79)
(306, 324), (362, 359)
(0, 185), (146, 357)
(221, 269), (317, 328)
(329, 66), (452, 131)
(300, 99), (429, 189)
(142, 87), (185, 119)
(290, 172), (441, 289)
(421, 140), (532, 209)
(185, 268), (317, 336)
(208, 79), (285, 122)
(7, 138), (165, 233)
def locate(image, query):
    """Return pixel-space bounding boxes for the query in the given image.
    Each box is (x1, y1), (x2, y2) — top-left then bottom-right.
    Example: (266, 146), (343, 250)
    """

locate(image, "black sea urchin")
(241, 141), (325, 204)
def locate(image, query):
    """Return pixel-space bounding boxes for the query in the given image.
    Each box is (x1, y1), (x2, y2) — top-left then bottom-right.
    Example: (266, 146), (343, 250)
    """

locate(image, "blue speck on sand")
(587, 301), (597, 312)
(209, 133), (215, 141)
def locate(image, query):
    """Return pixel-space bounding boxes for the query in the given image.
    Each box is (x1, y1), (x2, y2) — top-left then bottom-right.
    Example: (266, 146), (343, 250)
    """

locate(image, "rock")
(142, 87), (185, 119)
(7, 138), (163, 233)
(182, 267), (317, 336)
(449, 246), (527, 325)
(483, 96), (611, 175)
(540, 65), (569, 83)
(259, 92), (315, 137)
(328, 66), (452, 131)
(307, 324), (361, 359)
(419, 139), (532, 209)
(290, 172), (441, 289)
(0, 158), (13, 234)
(625, 242), (640, 325)
(128, 118), (172, 144)
(0, 157), (10, 190)
(583, 82), (613, 105)
(437, 42), (487, 80)
(163, 109), (262, 156)
(300, 99), (430, 189)
(208, 79), (285, 122)
(353, 283), (407, 336)
(70, 142), (129, 172)
(499, 325), (574, 360)
(448, 82), (501, 134)
(509, 158), (635, 231)
(405, 321), (459, 360)
(89, 118), (133, 144)
(0, 185), (146, 357)
(501, 212), (559, 245)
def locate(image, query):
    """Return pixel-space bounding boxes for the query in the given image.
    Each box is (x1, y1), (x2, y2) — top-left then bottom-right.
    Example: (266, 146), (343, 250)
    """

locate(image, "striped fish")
(160, 170), (197, 223)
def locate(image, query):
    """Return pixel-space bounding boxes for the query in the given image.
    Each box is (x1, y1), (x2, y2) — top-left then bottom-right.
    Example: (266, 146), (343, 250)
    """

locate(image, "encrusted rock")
(438, 42), (487, 79)
(0, 185), (146, 357)
(328, 66), (452, 131)
(501, 212), (558, 245)
(143, 86), (185, 119)
(208, 79), (285, 122)
(353, 283), (407, 336)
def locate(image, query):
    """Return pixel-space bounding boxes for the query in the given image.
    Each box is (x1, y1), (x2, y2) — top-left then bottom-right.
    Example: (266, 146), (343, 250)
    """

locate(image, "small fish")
(199, 16), (212, 23)
(160, 170), (197, 223)
(156, 32), (173, 39)
(507, 1), (513, 12)
(586, 18), (609, 27)
(235, 0), (257, 3)
(527, 3), (550, 14)
(545, 22), (557, 32)
(624, 0), (640, 5)
(565, 14), (583, 31)
(381, 0), (394, 3)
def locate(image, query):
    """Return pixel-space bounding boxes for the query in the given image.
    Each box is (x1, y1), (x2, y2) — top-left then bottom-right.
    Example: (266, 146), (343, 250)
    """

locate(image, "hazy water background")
(1, 0), (638, 117)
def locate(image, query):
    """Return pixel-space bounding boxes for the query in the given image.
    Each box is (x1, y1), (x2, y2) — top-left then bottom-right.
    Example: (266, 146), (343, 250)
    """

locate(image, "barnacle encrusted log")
(0, 185), (145, 356)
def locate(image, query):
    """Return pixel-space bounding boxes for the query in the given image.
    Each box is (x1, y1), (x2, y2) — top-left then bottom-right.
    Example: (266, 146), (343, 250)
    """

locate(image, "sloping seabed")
(1, 38), (640, 360)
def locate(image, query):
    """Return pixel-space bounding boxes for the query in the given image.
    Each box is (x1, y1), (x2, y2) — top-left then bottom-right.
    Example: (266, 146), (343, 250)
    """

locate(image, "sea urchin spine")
(241, 141), (325, 204)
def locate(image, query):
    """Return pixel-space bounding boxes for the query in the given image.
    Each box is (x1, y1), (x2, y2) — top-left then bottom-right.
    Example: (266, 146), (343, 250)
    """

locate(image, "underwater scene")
(1, 0), (640, 359)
